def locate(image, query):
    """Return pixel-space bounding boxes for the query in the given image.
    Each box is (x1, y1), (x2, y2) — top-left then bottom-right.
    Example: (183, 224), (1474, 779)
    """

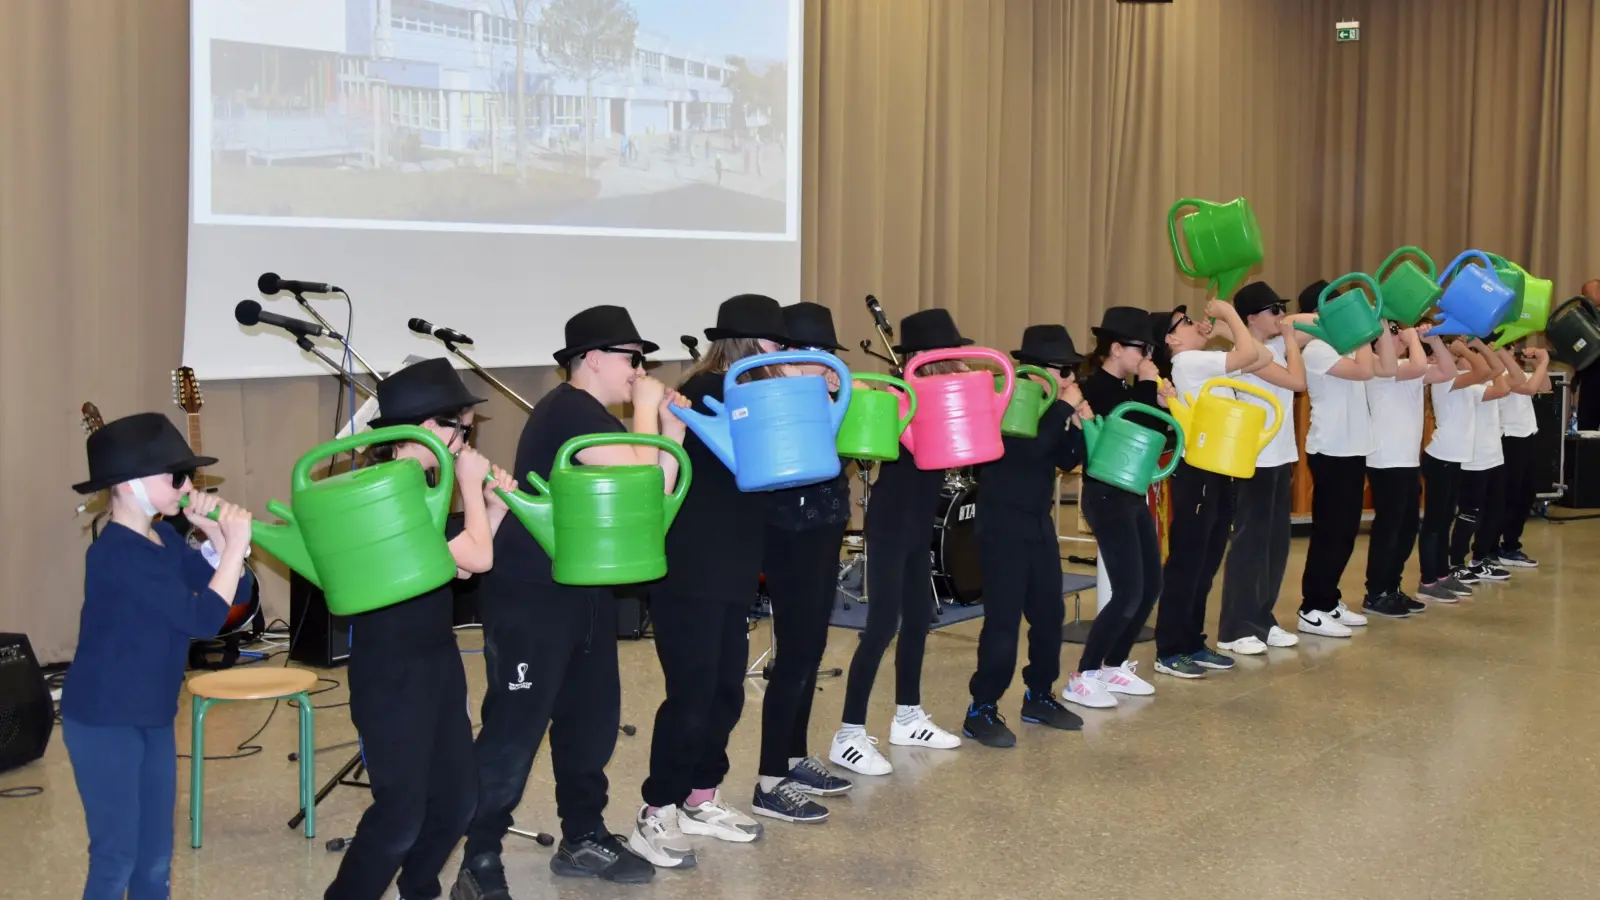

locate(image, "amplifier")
(288, 572), (350, 669)
(1531, 374), (1566, 499)
(0, 634), (54, 773)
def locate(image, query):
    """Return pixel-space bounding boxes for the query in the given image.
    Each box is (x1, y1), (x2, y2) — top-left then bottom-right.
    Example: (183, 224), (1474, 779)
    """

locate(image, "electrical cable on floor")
(0, 787), (43, 799)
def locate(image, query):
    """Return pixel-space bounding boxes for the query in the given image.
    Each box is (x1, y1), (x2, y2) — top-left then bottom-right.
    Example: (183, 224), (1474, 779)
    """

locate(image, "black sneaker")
(750, 780), (830, 823)
(551, 831), (656, 884)
(452, 853), (512, 900)
(1398, 592), (1426, 614)
(1470, 560), (1511, 581)
(962, 703), (1017, 747)
(1451, 566), (1482, 585)
(1360, 592), (1411, 619)
(1020, 690), (1084, 731)
(787, 755), (853, 796)
(1496, 548), (1539, 568)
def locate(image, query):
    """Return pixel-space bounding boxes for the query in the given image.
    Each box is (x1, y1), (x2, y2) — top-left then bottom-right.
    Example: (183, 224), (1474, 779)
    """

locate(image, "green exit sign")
(1337, 20), (1360, 42)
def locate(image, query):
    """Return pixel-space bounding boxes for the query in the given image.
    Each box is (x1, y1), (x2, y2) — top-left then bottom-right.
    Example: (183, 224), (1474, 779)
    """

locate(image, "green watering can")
(836, 373), (917, 462)
(1081, 402), (1184, 495)
(245, 426), (457, 617)
(1485, 253), (1525, 315)
(1375, 246), (1441, 327)
(998, 366), (1060, 438)
(496, 433), (692, 586)
(1295, 272), (1385, 355)
(1168, 197), (1265, 301)
(1493, 261), (1552, 348)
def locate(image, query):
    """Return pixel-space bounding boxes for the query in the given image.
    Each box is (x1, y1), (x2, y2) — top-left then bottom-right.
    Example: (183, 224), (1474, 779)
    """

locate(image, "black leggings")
(1077, 478), (1162, 673)
(1419, 454), (1462, 584)
(841, 529), (933, 724)
(1452, 466), (1505, 568)
(1300, 453), (1368, 613)
(759, 519), (849, 777)
(1155, 462), (1234, 657)
(1219, 463), (1292, 643)
(969, 508), (1063, 705)
(1499, 435), (1538, 552)
(1364, 466), (1421, 597)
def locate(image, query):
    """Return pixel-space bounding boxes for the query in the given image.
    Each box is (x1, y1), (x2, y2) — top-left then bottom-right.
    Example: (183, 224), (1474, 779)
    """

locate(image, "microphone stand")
(295, 336), (380, 399)
(293, 290), (384, 384)
(437, 338), (533, 413)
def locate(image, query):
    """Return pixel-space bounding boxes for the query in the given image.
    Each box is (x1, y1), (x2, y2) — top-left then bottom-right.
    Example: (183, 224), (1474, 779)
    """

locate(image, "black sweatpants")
(969, 507), (1063, 705)
(464, 578), (620, 854)
(1077, 479), (1162, 673)
(1219, 463), (1292, 643)
(641, 592), (749, 809)
(327, 646), (476, 900)
(841, 526), (934, 724)
(1301, 453), (1368, 613)
(1452, 466), (1506, 568)
(1155, 462), (1234, 658)
(759, 519), (849, 778)
(1499, 434), (1539, 552)
(1419, 454), (1462, 584)
(1364, 466), (1421, 598)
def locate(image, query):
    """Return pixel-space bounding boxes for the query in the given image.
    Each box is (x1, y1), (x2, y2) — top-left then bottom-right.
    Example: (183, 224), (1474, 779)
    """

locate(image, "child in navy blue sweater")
(64, 413), (255, 900)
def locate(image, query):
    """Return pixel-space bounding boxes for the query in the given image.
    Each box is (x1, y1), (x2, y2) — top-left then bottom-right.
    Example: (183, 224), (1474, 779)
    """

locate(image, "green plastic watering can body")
(1167, 197), (1264, 301)
(1294, 272), (1385, 355)
(1493, 261), (1552, 348)
(499, 433), (693, 586)
(1375, 246), (1441, 327)
(837, 373), (918, 462)
(1081, 402), (1185, 495)
(263, 425), (458, 617)
(999, 366), (1061, 439)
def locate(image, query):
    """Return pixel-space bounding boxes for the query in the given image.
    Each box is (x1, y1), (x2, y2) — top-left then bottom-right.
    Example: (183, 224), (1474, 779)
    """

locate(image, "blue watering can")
(673, 350), (854, 492)
(1430, 251), (1517, 338)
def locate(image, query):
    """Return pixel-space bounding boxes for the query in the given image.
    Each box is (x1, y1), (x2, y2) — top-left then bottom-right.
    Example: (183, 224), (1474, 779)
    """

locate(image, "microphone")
(258, 272), (340, 296)
(409, 318), (474, 346)
(865, 295), (893, 335)
(235, 299), (342, 340)
(680, 335), (701, 361)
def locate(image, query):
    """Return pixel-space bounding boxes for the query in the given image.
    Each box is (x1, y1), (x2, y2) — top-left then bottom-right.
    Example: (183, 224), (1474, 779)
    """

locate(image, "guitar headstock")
(173, 366), (203, 415)
(80, 402), (105, 435)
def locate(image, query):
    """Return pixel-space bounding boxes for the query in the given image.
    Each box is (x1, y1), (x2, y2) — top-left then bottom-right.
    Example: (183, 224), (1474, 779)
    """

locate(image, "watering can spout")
(497, 474), (555, 558)
(1164, 389), (1194, 436)
(1292, 320), (1331, 345)
(896, 390), (918, 455)
(1428, 313), (1474, 337)
(1214, 268), (1252, 302)
(672, 400), (737, 472)
(251, 499), (320, 588)
(1079, 415), (1100, 456)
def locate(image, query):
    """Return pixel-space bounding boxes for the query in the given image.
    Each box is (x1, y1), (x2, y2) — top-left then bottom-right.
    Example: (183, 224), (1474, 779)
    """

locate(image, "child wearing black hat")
(64, 412), (255, 900)
(961, 324), (1093, 748)
(325, 358), (516, 900)
(829, 309), (972, 778)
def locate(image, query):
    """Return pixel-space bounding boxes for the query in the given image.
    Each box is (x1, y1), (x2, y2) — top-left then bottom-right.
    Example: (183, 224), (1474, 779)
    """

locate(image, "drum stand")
(836, 460), (874, 603)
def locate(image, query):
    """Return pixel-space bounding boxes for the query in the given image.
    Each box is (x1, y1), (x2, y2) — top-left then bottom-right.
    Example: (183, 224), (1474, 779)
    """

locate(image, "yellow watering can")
(1164, 377), (1283, 479)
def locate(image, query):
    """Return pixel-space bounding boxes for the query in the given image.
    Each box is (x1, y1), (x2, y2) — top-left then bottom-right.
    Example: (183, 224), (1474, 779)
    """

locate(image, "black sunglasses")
(434, 418), (476, 442)
(599, 346), (647, 368)
(1167, 315), (1195, 335)
(1264, 302), (1288, 316)
(172, 469), (195, 488)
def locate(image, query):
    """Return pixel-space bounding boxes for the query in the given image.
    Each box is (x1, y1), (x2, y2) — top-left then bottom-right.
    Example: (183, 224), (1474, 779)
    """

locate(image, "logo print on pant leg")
(509, 662), (532, 691)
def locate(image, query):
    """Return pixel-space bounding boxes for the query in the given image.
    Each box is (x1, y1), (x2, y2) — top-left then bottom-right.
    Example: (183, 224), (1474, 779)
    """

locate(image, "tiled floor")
(5, 516), (1597, 899)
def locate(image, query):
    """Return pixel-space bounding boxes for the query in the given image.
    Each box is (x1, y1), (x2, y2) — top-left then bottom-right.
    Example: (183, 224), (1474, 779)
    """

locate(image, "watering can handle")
(903, 346), (1017, 413)
(724, 349), (854, 435)
(1319, 272), (1384, 320)
(1166, 199), (1204, 278)
(1107, 402), (1186, 481)
(1437, 251), (1494, 288)
(289, 425), (456, 530)
(1016, 366), (1060, 416)
(1377, 246), (1436, 282)
(853, 372), (919, 433)
(548, 432), (694, 528)
(1204, 377), (1284, 451)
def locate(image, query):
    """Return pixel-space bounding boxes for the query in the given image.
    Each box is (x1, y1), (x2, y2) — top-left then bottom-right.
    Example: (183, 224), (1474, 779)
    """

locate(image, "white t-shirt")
(1463, 389), (1505, 472)
(1303, 340), (1373, 457)
(1501, 391), (1539, 439)
(1234, 336), (1298, 468)
(1427, 381), (1480, 464)
(1169, 349), (1235, 404)
(1366, 376), (1425, 469)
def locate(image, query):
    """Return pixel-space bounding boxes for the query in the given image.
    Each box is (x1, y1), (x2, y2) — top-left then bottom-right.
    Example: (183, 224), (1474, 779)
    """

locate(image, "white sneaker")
(889, 709), (962, 749)
(1062, 673), (1119, 707)
(679, 790), (764, 843)
(1092, 661), (1154, 697)
(1297, 609), (1352, 638)
(829, 729), (893, 775)
(629, 804), (697, 868)
(1266, 625), (1299, 647)
(1331, 601), (1368, 627)
(1217, 636), (1267, 655)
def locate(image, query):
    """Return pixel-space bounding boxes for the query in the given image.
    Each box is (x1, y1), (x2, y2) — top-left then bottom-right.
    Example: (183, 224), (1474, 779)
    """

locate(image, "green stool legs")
(189, 691), (316, 849)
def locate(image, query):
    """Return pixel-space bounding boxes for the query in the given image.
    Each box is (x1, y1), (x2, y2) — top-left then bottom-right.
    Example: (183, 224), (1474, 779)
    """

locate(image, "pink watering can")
(898, 348), (1016, 470)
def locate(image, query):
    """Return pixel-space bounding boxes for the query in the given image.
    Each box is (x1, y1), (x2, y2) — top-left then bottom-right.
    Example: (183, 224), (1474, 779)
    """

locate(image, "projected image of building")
(201, 0), (795, 235)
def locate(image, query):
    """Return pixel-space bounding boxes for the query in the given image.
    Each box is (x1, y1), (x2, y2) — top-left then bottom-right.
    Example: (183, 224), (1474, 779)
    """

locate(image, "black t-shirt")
(977, 399), (1087, 516)
(351, 511), (465, 655)
(493, 383), (626, 584)
(865, 454), (945, 540)
(662, 370), (771, 602)
(1079, 368), (1175, 444)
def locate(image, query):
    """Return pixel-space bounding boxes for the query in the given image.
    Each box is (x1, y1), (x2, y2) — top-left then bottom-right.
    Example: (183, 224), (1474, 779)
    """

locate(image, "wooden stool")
(187, 667), (319, 848)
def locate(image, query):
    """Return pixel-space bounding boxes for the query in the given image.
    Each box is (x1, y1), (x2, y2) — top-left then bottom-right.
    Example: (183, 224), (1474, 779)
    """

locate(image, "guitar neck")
(185, 412), (207, 481)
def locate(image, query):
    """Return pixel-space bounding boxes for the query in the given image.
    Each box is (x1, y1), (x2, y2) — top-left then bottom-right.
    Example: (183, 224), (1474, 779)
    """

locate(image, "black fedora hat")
(1298, 279), (1331, 315)
(1012, 324), (1083, 367)
(1234, 281), (1288, 317)
(74, 412), (216, 494)
(894, 309), (974, 355)
(1091, 306), (1155, 348)
(554, 305), (660, 366)
(1151, 305), (1191, 345)
(781, 302), (847, 352)
(369, 357), (486, 428)
(704, 293), (790, 343)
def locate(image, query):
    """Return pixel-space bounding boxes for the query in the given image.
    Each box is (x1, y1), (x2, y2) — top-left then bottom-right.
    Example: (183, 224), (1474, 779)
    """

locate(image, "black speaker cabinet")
(0, 634), (54, 773)
(288, 572), (350, 668)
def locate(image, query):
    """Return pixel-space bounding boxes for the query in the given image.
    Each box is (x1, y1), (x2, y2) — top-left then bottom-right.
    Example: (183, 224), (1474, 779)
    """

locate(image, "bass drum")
(931, 483), (982, 605)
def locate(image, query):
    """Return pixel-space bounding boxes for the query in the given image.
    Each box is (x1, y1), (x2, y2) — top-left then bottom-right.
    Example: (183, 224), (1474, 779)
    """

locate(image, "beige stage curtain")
(4, 0), (1598, 662)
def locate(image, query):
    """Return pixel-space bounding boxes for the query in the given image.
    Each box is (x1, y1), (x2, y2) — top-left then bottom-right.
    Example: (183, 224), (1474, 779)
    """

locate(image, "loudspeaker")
(288, 572), (350, 668)
(1531, 384), (1565, 498)
(0, 634), (53, 773)
(617, 588), (650, 640)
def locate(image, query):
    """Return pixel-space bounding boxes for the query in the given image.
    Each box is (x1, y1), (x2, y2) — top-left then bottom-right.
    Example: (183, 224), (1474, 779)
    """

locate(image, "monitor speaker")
(288, 572), (350, 669)
(0, 634), (54, 774)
